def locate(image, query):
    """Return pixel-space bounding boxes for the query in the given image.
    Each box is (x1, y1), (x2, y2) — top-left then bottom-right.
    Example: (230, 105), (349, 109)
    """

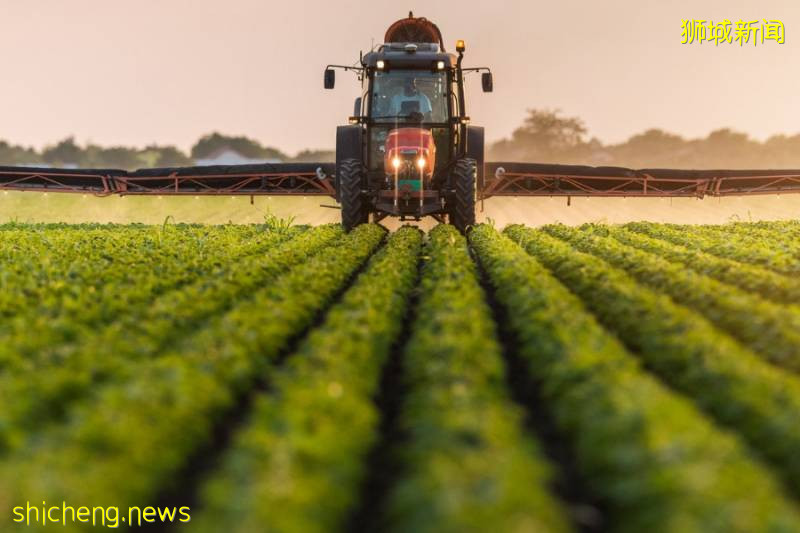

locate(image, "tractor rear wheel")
(448, 158), (477, 233)
(338, 158), (368, 231)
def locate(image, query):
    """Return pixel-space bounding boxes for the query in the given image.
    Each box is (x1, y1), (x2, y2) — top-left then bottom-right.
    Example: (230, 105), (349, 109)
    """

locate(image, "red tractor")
(324, 13), (493, 232)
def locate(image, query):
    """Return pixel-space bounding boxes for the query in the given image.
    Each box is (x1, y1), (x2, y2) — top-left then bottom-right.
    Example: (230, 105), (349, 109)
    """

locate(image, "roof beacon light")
(456, 39), (465, 52)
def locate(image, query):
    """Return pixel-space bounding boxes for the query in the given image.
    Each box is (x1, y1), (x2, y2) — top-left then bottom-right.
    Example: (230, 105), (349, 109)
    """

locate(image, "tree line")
(0, 133), (334, 169)
(489, 109), (800, 169)
(2, 111), (799, 169)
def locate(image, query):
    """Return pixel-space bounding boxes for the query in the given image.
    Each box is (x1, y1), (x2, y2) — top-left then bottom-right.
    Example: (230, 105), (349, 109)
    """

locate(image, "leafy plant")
(193, 227), (422, 533)
(474, 224), (800, 531)
(506, 224), (800, 500)
(263, 208), (296, 233)
(543, 223), (800, 372)
(385, 224), (571, 533)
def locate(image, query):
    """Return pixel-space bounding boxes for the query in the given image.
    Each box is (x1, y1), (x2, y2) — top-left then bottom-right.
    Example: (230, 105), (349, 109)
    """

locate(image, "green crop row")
(474, 224), (800, 532)
(626, 222), (800, 275)
(0, 223), (292, 324)
(0, 224), (343, 453)
(0, 227), (169, 316)
(192, 227), (422, 533)
(728, 220), (800, 239)
(543, 224), (800, 372)
(592, 224), (800, 305)
(0, 224), (385, 529)
(505, 225), (800, 499)
(0, 224), (329, 376)
(385, 225), (570, 533)
(684, 222), (800, 254)
(0, 225), (303, 369)
(0, 221), (173, 231)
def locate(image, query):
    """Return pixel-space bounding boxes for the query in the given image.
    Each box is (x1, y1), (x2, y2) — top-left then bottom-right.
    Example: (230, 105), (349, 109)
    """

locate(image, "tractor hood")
(384, 128), (436, 176)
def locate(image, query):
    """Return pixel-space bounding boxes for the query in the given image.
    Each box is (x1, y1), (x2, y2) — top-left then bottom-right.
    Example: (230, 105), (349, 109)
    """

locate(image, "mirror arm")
(325, 64), (365, 74)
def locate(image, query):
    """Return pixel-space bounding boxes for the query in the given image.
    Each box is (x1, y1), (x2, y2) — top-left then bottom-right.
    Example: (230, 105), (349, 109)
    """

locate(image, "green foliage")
(682, 222), (800, 259)
(0, 225), (347, 452)
(2, 220), (800, 533)
(263, 208), (296, 232)
(596, 224), (800, 305)
(0, 224), (385, 528)
(386, 224), (571, 533)
(477, 224), (800, 531)
(544, 223), (800, 372)
(193, 227), (422, 533)
(627, 222), (800, 275)
(505, 224), (800, 500)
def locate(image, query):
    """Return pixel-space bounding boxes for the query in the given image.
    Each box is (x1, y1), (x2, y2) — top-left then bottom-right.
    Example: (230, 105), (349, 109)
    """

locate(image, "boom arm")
(483, 162), (800, 198)
(1, 162), (800, 199)
(0, 163), (336, 197)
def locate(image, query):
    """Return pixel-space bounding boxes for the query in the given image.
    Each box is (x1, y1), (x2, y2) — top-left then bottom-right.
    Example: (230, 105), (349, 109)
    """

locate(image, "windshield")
(371, 70), (448, 123)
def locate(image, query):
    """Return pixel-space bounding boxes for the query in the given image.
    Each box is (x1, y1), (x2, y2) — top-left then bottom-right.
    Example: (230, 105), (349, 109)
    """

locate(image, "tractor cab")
(324, 13), (492, 232)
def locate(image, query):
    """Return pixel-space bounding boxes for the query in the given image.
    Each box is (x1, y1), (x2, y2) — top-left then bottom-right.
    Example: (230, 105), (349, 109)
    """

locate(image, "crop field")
(3, 219), (800, 532)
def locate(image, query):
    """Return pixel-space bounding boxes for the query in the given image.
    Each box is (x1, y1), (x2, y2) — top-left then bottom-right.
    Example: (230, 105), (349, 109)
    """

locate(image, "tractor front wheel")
(338, 158), (368, 231)
(448, 158), (477, 233)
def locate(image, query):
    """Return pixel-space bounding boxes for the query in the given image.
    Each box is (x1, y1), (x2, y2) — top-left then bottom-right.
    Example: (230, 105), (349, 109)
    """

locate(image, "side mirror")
(481, 72), (493, 92)
(353, 97), (362, 117)
(324, 68), (335, 89)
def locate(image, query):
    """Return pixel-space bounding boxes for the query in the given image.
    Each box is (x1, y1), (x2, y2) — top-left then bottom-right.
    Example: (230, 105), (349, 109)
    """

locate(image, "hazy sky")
(1, 0), (797, 154)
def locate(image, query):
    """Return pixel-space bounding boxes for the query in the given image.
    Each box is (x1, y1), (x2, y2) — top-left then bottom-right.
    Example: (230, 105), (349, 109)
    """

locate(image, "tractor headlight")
(392, 157), (401, 169)
(417, 157), (426, 169)
(376, 60), (386, 70)
(436, 61), (445, 70)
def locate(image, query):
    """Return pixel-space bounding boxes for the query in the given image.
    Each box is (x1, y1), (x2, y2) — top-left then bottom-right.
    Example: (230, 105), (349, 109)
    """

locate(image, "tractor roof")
(363, 44), (457, 69)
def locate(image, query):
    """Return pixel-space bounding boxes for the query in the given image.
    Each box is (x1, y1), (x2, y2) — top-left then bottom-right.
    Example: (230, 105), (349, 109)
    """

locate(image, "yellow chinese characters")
(681, 19), (785, 45)
(762, 20), (786, 44)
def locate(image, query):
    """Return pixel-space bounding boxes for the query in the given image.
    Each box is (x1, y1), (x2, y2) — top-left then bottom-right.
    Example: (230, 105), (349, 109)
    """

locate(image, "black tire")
(339, 158), (368, 231)
(448, 158), (476, 233)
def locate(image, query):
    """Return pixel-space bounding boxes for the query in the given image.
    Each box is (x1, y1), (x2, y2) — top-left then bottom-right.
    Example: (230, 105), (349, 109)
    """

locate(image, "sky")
(0, 0), (797, 155)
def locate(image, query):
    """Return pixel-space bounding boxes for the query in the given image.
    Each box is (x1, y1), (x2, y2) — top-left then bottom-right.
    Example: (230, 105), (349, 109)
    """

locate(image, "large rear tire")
(339, 158), (368, 232)
(448, 158), (476, 233)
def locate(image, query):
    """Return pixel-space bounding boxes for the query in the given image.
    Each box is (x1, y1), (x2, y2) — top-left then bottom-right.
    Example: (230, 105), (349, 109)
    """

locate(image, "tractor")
(324, 13), (493, 232)
(3, 13), (800, 214)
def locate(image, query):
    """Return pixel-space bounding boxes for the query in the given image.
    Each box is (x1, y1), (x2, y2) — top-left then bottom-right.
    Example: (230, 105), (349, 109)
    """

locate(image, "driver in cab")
(389, 78), (432, 118)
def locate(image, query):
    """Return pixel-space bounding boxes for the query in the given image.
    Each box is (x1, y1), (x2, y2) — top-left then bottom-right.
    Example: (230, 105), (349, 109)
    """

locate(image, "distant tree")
(489, 109), (588, 162)
(292, 149), (335, 162)
(5, 113), (800, 171)
(42, 137), (85, 166)
(90, 145), (141, 169)
(488, 109), (800, 169)
(148, 145), (193, 168)
(0, 141), (42, 166)
(191, 132), (287, 161)
(606, 129), (689, 168)
(762, 135), (800, 168)
(699, 128), (761, 168)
